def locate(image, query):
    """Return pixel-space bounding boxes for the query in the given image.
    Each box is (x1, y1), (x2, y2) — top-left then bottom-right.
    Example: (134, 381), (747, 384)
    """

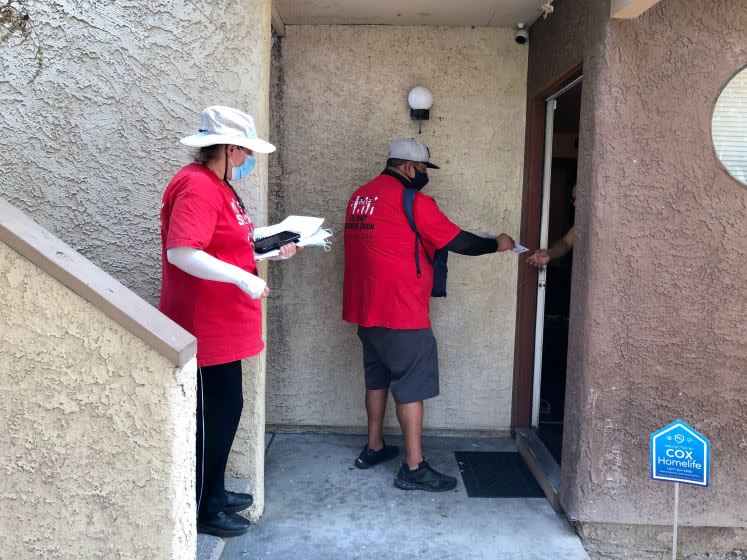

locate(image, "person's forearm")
(166, 246), (266, 298)
(443, 230), (498, 256)
(546, 239), (572, 260)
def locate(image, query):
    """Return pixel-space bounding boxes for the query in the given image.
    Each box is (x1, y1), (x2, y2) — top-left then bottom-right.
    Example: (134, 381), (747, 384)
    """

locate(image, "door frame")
(511, 63), (583, 433)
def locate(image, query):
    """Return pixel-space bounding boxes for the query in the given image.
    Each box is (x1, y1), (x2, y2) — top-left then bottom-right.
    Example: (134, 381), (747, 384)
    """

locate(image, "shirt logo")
(232, 199), (250, 226)
(346, 194), (378, 235)
(350, 195), (379, 216)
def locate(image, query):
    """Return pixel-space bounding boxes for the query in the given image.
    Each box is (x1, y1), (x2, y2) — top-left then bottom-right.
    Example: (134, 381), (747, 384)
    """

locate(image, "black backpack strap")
(402, 187), (421, 277)
(402, 187), (417, 231)
(402, 188), (433, 278)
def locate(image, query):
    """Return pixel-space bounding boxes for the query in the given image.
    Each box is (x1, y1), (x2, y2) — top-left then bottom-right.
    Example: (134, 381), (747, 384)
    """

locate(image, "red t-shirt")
(159, 163), (263, 367)
(342, 173), (461, 329)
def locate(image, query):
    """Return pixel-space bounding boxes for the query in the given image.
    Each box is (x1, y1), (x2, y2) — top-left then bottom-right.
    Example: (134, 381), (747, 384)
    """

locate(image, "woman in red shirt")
(159, 106), (296, 537)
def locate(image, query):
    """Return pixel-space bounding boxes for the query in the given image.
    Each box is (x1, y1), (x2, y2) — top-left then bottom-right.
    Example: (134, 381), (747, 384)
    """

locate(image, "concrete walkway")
(220, 433), (590, 560)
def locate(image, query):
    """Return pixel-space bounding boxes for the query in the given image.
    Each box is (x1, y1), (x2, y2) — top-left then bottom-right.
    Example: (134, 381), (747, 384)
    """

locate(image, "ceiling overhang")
(272, 0), (548, 35)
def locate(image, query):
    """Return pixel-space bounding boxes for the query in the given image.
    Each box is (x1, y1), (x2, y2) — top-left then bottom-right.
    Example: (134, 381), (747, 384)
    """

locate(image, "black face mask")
(410, 165), (429, 190)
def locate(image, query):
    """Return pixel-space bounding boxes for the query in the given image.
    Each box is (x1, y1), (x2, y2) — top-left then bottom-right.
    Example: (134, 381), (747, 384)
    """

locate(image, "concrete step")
(196, 533), (224, 560)
(196, 477), (251, 560)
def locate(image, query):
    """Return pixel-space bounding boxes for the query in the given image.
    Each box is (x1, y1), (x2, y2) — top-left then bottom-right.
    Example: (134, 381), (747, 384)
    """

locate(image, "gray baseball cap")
(388, 138), (440, 169)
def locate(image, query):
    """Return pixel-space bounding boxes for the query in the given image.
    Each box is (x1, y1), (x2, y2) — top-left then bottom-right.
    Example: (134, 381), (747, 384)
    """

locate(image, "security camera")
(515, 23), (528, 45)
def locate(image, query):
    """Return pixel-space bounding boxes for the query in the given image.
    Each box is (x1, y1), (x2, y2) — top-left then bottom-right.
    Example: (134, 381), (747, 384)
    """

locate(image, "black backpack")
(403, 188), (448, 298)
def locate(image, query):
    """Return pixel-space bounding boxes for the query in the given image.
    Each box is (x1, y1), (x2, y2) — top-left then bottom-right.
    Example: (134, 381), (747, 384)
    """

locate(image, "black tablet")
(254, 231), (301, 254)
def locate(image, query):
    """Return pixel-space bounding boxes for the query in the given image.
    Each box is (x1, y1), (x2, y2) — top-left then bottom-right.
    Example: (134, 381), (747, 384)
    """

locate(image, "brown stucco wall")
(0, 242), (196, 559)
(526, 0), (591, 99)
(527, 0), (747, 546)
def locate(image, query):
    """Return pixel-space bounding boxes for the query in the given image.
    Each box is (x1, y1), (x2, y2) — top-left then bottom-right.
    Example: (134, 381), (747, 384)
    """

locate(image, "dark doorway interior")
(536, 84), (581, 464)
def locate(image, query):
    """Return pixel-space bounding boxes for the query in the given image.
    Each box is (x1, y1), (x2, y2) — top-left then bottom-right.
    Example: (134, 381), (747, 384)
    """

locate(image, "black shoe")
(197, 511), (250, 538)
(354, 440), (400, 469)
(224, 491), (253, 514)
(394, 459), (457, 492)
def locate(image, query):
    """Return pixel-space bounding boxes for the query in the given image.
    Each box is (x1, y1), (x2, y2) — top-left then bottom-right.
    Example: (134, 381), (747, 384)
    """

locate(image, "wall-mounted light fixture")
(408, 85), (433, 134)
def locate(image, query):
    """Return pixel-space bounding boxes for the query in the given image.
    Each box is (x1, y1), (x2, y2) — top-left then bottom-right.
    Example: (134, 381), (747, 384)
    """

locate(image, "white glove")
(166, 246), (267, 299)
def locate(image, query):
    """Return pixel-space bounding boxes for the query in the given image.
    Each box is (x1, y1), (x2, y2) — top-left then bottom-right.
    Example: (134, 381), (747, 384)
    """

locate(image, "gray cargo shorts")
(357, 326), (439, 404)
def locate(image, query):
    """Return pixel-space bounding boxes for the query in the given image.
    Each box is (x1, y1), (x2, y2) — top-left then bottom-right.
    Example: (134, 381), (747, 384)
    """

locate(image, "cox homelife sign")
(650, 420), (710, 486)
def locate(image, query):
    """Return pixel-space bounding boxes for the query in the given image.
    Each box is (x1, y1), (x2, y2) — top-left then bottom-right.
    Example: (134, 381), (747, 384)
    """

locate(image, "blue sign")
(650, 420), (710, 486)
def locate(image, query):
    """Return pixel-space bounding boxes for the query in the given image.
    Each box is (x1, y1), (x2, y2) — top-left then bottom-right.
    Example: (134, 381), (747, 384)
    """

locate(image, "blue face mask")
(230, 152), (256, 181)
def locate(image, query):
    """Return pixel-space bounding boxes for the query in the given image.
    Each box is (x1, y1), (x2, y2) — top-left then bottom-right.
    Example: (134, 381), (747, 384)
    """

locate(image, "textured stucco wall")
(577, 523), (746, 560)
(526, 0), (588, 99)
(527, 0), (747, 534)
(0, 242), (195, 559)
(0, 0), (271, 304)
(224, 0), (272, 522)
(1, 0), (274, 520)
(267, 25), (527, 432)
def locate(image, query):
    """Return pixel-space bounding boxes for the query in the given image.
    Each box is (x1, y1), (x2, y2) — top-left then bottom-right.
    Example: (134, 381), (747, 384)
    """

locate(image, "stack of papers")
(254, 215), (333, 261)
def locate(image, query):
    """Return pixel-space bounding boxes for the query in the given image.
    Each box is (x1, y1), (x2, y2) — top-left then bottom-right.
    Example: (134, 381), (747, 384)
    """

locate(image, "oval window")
(712, 67), (747, 187)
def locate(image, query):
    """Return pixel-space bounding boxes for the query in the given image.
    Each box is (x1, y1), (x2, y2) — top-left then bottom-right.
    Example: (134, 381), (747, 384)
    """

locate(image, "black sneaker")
(197, 511), (250, 538)
(354, 440), (400, 469)
(394, 459), (457, 492)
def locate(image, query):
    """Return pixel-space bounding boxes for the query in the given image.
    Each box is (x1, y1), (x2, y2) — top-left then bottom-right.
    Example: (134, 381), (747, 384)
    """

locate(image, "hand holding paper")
(254, 215), (333, 262)
(496, 233), (515, 252)
(254, 216), (324, 241)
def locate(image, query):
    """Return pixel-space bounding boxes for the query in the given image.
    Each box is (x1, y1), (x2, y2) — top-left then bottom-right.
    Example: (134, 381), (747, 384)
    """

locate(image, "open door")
(531, 78), (581, 462)
(511, 70), (582, 510)
(512, 67), (582, 503)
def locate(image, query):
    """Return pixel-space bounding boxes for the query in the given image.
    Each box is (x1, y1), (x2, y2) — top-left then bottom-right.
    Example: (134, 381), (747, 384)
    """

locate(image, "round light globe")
(408, 86), (433, 110)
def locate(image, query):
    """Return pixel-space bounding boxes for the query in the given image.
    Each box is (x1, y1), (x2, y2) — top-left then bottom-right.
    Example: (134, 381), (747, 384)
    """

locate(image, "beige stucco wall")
(224, 0), (272, 522)
(0, 0), (274, 519)
(0, 0), (271, 305)
(267, 25), (527, 432)
(0, 242), (195, 559)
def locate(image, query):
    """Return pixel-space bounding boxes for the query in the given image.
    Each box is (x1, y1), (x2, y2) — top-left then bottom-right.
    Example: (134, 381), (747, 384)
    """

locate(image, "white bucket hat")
(180, 105), (276, 154)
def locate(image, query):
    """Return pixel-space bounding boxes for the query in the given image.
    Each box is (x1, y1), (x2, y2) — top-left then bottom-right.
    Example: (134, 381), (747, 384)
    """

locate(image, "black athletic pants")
(196, 360), (244, 518)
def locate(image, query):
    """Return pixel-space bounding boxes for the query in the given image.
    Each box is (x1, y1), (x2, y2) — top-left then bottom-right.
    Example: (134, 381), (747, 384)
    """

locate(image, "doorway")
(532, 79), (581, 463)
(512, 67), (582, 479)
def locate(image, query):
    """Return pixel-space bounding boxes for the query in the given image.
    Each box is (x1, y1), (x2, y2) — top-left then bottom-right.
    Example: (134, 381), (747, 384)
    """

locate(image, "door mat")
(454, 451), (545, 498)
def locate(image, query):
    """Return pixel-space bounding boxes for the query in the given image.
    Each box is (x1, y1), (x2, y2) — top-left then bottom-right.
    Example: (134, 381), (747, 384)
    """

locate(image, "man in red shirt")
(343, 138), (515, 492)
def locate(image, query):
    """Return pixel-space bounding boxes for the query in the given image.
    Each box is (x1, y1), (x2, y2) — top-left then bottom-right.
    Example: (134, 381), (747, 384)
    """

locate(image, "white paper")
(255, 228), (334, 261)
(512, 244), (529, 254)
(297, 228), (333, 249)
(254, 215), (325, 241)
(254, 249), (282, 261)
